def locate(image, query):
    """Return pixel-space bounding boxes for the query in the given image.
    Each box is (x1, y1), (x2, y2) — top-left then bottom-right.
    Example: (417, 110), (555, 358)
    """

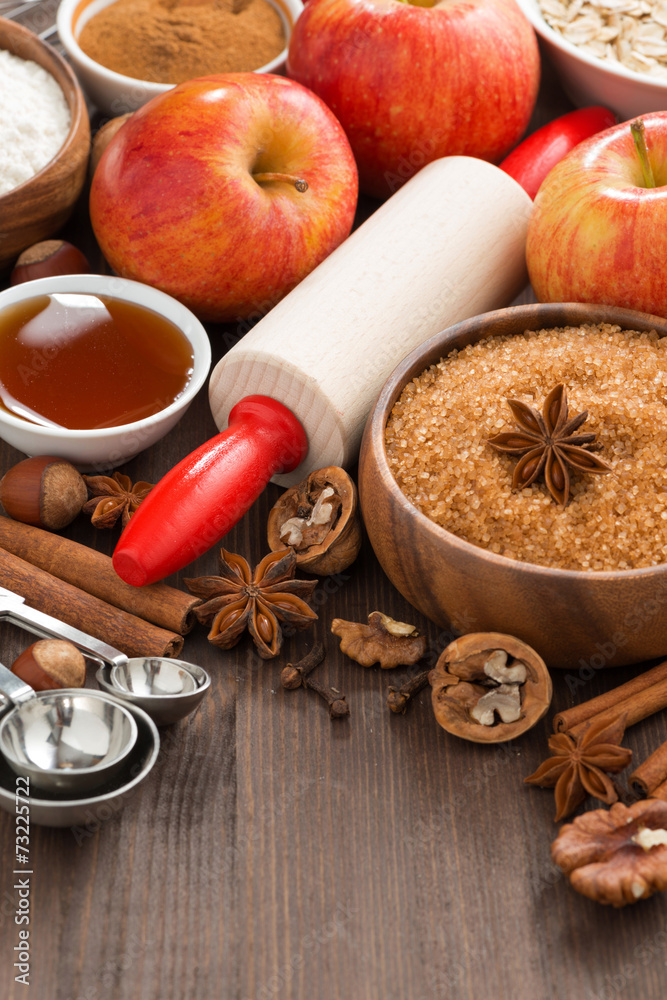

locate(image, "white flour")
(0, 48), (71, 197)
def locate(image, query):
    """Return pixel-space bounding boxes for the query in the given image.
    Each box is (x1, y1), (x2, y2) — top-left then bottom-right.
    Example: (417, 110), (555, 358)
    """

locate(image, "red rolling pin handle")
(499, 106), (616, 199)
(112, 396), (308, 587)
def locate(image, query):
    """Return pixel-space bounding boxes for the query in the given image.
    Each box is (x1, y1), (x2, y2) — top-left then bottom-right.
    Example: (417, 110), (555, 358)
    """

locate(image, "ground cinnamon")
(77, 0), (286, 84)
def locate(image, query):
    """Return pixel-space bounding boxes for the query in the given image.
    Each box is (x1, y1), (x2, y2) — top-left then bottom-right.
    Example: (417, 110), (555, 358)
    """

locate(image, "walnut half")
(429, 632), (552, 744)
(331, 611), (427, 668)
(551, 799), (667, 907)
(267, 466), (362, 575)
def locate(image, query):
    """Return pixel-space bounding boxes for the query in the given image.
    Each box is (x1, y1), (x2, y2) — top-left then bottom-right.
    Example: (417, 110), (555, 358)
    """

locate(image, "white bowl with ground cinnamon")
(57, 0), (303, 115)
(358, 303), (667, 670)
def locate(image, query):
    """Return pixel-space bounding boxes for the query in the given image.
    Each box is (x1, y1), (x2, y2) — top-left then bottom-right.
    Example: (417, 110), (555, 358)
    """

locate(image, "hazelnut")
(0, 455), (88, 530)
(90, 113), (133, 176)
(10, 240), (90, 285)
(11, 640), (86, 691)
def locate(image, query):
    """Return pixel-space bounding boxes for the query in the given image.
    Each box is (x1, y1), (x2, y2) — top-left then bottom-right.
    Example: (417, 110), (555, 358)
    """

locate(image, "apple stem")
(253, 172), (309, 192)
(631, 119), (656, 189)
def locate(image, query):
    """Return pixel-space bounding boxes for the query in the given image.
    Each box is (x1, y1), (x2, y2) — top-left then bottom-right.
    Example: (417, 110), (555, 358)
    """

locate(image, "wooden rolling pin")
(114, 157), (532, 585)
(209, 156), (531, 483)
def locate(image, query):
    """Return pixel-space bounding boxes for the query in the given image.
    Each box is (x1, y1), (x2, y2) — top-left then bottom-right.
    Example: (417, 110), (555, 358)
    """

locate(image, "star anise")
(524, 714), (632, 822)
(185, 548), (318, 659)
(488, 383), (612, 505)
(82, 472), (154, 528)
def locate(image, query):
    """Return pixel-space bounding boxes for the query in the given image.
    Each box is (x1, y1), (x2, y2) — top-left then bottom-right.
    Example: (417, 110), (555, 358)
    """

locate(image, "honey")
(0, 293), (194, 429)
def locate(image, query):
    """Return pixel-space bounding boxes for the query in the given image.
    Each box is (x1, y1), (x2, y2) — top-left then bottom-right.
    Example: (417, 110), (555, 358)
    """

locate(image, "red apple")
(526, 113), (667, 317)
(89, 73), (358, 322)
(286, 0), (540, 199)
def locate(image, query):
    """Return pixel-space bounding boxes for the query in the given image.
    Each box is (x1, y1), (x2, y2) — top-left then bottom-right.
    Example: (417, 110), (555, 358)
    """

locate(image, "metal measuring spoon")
(0, 697), (160, 827)
(97, 658), (210, 727)
(0, 587), (210, 726)
(0, 662), (138, 794)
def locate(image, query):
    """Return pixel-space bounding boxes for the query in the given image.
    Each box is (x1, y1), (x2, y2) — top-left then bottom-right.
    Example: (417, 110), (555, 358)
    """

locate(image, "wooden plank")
(0, 21), (665, 1000)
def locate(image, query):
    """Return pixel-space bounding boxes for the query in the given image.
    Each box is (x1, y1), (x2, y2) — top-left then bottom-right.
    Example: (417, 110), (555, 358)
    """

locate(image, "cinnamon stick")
(553, 658), (667, 733)
(569, 677), (667, 740)
(0, 548), (183, 659)
(0, 516), (199, 635)
(630, 740), (667, 798)
(649, 779), (667, 803)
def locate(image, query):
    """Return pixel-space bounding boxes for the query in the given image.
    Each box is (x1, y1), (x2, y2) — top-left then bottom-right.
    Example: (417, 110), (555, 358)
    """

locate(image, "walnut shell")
(267, 466), (362, 575)
(429, 632), (552, 743)
(551, 799), (667, 907)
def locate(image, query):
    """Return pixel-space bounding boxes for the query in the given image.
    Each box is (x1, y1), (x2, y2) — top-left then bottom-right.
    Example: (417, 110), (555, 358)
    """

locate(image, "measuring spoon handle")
(0, 662), (34, 707)
(1, 600), (128, 669)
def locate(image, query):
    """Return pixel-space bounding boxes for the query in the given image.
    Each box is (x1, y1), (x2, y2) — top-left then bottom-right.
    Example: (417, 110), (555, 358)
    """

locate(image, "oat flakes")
(538, 0), (667, 77)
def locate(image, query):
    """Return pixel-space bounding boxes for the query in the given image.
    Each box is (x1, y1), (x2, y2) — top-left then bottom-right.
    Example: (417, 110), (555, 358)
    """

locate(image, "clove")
(303, 676), (350, 719)
(387, 669), (431, 714)
(281, 641), (325, 689)
(281, 642), (349, 719)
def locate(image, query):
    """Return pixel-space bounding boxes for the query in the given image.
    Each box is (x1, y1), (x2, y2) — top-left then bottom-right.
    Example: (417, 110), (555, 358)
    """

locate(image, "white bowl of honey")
(0, 274), (211, 468)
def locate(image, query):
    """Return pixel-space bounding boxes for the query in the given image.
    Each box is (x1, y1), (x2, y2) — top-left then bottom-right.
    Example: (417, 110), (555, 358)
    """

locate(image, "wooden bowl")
(358, 302), (667, 670)
(0, 17), (90, 273)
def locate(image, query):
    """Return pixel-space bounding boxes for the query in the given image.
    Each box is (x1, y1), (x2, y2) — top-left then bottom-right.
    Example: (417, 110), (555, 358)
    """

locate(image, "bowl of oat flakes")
(0, 17), (90, 272)
(358, 302), (667, 670)
(515, 0), (667, 120)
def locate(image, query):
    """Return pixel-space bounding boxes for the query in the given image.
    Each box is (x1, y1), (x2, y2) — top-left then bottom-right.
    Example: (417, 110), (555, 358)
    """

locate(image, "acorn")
(11, 640), (86, 691)
(0, 455), (88, 530)
(10, 240), (91, 285)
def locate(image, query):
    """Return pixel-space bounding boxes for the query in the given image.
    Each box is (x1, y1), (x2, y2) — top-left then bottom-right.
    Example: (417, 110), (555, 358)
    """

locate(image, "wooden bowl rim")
(365, 301), (667, 583)
(0, 16), (88, 205)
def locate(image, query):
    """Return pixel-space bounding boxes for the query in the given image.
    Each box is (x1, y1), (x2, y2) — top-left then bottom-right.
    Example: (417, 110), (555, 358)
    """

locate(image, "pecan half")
(267, 466), (362, 575)
(551, 799), (667, 907)
(429, 632), (552, 743)
(331, 611), (426, 669)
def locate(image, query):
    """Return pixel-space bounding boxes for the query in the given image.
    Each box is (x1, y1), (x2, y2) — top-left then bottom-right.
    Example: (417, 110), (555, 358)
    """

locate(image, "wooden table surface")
(1, 8), (667, 999)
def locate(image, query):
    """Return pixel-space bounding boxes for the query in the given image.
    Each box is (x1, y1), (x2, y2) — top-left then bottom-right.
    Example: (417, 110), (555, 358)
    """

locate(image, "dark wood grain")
(1, 18), (666, 1000)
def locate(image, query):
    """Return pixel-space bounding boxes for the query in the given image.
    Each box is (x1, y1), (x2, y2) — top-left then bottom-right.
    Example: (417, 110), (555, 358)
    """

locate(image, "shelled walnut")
(429, 632), (552, 743)
(267, 467), (362, 575)
(551, 799), (667, 907)
(331, 611), (426, 668)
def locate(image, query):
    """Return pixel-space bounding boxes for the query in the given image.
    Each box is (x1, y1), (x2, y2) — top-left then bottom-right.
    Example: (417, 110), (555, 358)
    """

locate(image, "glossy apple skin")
(526, 112), (667, 317)
(286, 0), (540, 198)
(89, 74), (358, 322)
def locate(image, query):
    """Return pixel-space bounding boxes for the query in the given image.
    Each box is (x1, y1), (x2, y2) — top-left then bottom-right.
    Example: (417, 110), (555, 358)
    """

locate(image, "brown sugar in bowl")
(0, 17), (90, 272)
(358, 302), (667, 670)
